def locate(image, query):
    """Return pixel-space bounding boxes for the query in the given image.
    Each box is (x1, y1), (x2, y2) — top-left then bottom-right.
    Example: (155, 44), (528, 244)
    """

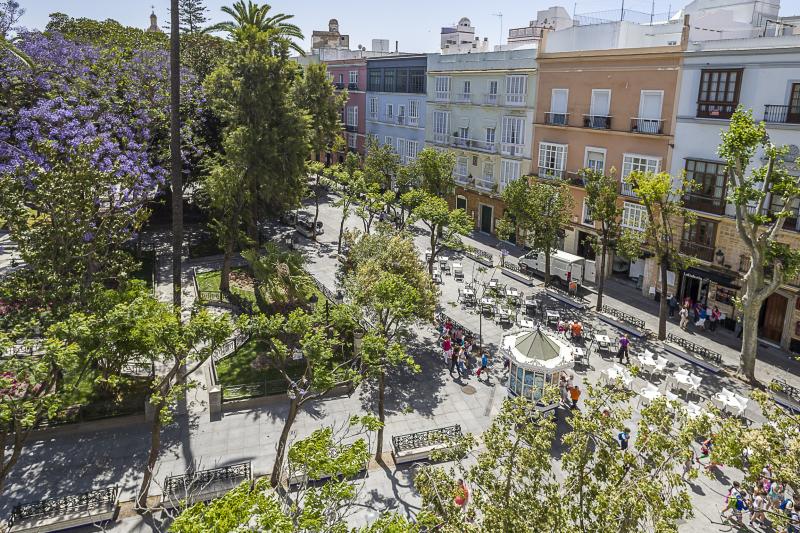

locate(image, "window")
(501, 116), (525, 156)
(621, 154), (660, 196)
(681, 218), (718, 262)
(432, 110), (449, 144)
(384, 136), (394, 149)
(455, 156), (468, 178)
(582, 199), (594, 225)
(456, 195), (467, 211)
(487, 80), (499, 104)
(486, 127), (496, 143)
(585, 148), (606, 174)
(684, 159), (728, 214)
(346, 106), (358, 126)
(409, 69), (425, 93)
(697, 69), (742, 119)
(463, 80), (471, 95)
(368, 69), (382, 91)
(505, 75), (526, 105)
(383, 69), (396, 92)
(472, 155), (478, 166)
(385, 104), (394, 120)
(635, 90), (664, 133)
(500, 159), (520, 191)
(347, 133), (357, 149)
(458, 126), (469, 140)
(538, 142), (567, 179)
(398, 139), (419, 163)
(396, 68), (408, 93)
(368, 97), (378, 120)
(435, 76), (450, 100)
(349, 70), (358, 85)
(397, 104), (406, 125)
(622, 202), (647, 231)
(337, 73), (344, 84)
(587, 89), (611, 128)
(408, 100), (419, 125)
(548, 88), (569, 125)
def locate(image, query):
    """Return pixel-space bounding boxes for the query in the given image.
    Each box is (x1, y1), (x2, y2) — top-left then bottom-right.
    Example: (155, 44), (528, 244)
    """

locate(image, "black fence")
(666, 333), (722, 364)
(164, 463), (251, 497)
(436, 312), (477, 340)
(464, 247), (493, 266)
(392, 425), (463, 453)
(601, 305), (646, 330)
(771, 378), (800, 403)
(221, 379), (288, 402)
(310, 276), (343, 305)
(10, 486), (119, 526)
(212, 330), (251, 364)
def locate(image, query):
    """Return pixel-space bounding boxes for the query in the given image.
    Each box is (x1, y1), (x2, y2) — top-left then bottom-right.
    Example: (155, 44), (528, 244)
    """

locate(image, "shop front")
(679, 266), (739, 330)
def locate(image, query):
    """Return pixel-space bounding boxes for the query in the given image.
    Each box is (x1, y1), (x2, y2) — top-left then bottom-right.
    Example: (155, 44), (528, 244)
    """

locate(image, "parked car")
(518, 249), (585, 286)
(295, 217), (323, 238)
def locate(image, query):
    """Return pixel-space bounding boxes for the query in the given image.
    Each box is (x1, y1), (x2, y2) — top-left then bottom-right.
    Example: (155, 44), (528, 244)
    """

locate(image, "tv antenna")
(491, 12), (503, 45)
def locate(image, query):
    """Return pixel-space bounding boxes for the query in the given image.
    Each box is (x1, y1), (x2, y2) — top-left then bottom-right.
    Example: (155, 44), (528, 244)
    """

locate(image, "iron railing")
(433, 133), (449, 145)
(683, 192), (727, 215)
(434, 91), (450, 101)
(763, 104), (800, 124)
(630, 117), (665, 134)
(453, 93), (472, 103)
(500, 143), (524, 157)
(163, 463), (251, 497)
(476, 178), (496, 191)
(583, 114), (612, 129)
(10, 486), (119, 525)
(601, 305), (646, 330)
(348, 83), (359, 91)
(697, 102), (736, 119)
(504, 94), (526, 106)
(484, 94), (499, 105)
(392, 425), (462, 453)
(680, 240), (715, 262)
(538, 166), (564, 180)
(667, 333), (722, 363)
(544, 112), (569, 126)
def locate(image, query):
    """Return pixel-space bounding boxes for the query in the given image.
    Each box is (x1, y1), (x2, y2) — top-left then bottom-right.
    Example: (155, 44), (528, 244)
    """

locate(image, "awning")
(685, 267), (739, 289)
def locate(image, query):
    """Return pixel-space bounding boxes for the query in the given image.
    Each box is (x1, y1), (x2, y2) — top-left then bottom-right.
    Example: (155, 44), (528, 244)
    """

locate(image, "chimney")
(395, 40), (399, 53)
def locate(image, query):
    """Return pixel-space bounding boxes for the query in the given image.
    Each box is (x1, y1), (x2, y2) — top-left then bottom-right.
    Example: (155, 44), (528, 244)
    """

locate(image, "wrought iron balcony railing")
(544, 112), (569, 126)
(763, 104), (800, 124)
(630, 117), (665, 134)
(583, 114), (612, 129)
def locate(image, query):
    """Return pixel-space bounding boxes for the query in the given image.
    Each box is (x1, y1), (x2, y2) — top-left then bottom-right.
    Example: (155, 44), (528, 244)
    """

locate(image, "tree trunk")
(170, 0), (182, 310)
(312, 180), (320, 243)
(657, 260), (669, 340)
(270, 396), (300, 488)
(739, 290), (763, 382)
(0, 421), (28, 494)
(219, 241), (233, 293)
(428, 229), (437, 276)
(544, 249), (551, 287)
(137, 400), (164, 510)
(375, 370), (386, 460)
(596, 240), (607, 312)
(337, 208), (348, 255)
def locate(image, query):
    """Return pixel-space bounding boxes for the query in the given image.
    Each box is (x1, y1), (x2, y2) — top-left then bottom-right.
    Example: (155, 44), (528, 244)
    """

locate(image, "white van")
(518, 249), (585, 286)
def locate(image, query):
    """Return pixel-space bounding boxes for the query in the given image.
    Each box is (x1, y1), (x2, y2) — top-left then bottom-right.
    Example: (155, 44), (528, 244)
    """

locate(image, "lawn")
(195, 267), (257, 304)
(215, 338), (305, 386)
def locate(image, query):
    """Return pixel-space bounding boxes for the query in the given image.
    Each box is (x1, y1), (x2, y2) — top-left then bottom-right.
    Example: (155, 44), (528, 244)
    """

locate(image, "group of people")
(558, 371), (581, 409)
(669, 295), (722, 332)
(721, 473), (797, 531)
(438, 317), (490, 380)
(556, 319), (584, 341)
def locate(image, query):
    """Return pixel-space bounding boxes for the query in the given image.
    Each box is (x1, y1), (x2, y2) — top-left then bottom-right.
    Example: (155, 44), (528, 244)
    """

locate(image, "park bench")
(392, 425), (463, 465)
(770, 378), (800, 412)
(598, 305), (647, 339)
(287, 446), (369, 487)
(8, 486), (119, 533)
(161, 462), (251, 510)
(664, 333), (722, 373)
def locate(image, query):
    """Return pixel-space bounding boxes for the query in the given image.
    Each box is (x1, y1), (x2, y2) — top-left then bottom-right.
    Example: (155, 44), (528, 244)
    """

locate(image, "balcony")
(620, 181), (638, 198)
(453, 93), (472, 104)
(544, 112), (569, 126)
(367, 112), (377, 121)
(452, 137), (469, 148)
(763, 104), (800, 124)
(476, 177), (496, 191)
(454, 174), (469, 186)
(500, 143), (524, 157)
(680, 240), (715, 262)
(583, 114), (612, 129)
(504, 94), (526, 106)
(434, 92), (450, 102)
(345, 124), (358, 133)
(697, 102), (737, 119)
(485, 94), (499, 105)
(538, 167), (564, 180)
(630, 117), (666, 135)
(396, 116), (407, 125)
(433, 133), (450, 145)
(470, 139), (497, 153)
(408, 117), (419, 127)
(683, 192), (727, 215)
(565, 171), (585, 187)
(348, 83), (359, 91)
(334, 82), (345, 90)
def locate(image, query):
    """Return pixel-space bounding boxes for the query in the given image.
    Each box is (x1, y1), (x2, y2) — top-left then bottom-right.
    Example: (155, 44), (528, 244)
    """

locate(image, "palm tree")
(207, 0), (304, 54)
(244, 244), (311, 313)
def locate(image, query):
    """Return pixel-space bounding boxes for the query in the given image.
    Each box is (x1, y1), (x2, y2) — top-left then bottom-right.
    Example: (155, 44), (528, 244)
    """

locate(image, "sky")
(17, 0), (800, 53)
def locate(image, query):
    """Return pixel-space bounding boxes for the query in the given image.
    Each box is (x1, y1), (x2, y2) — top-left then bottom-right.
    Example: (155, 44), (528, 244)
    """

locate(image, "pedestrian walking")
(750, 488), (767, 526)
(679, 305), (690, 330)
(618, 427), (630, 451)
(735, 315), (743, 338)
(457, 348), (467, 376)
(668, 294), (677, 318)
(569, 384), (581, 409)
(681, 452), (695, 481)
(449, 345), (458, 372)
(710, 305), (721, 331)
(454, 479), (469, 511)
(617, 334), (631, 364)
(721, 482), (743, 522)
(476, 352), (489, 378)
(558, 371), (569, 405)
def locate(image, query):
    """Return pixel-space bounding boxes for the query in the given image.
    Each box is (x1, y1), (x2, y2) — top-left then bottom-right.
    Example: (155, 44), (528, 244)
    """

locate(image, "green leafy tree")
(170, 415), (380, 532)
(343, 231), (438, 459)
(241, 306), (361, 487)
(135, 305), (232, 509)
(581, 168), (623, 311)
(0, 142), (150, 308)
(178, 0), (209, 33)
(618, 171), (694, 341)
(498, 179), (573, 286)
(405, 190), (472, 275)
(244, 243), (311, 314)
(325, 152), (363, 255)
(405, 147), (456, 198)
(208, 0), (304, 55)
(718, 108), (800, 380)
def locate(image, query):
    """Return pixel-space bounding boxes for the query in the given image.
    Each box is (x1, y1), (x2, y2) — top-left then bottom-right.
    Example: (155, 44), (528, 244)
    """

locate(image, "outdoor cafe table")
(480, 297), (496, 312)
(593, 334), (613, 356)
(505, 286), (520, 301)
(462, 287), (475, 298)
(518, 317), (536, 329)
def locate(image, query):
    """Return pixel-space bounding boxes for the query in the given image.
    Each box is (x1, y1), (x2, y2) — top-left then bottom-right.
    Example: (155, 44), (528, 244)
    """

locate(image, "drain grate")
(461, 385), (477, 395)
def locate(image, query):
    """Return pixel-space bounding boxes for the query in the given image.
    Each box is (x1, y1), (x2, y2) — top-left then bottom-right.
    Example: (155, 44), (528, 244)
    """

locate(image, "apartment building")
(425, 48), (537, 238)
(671, 36), (800, 350)
(532, 22), (687, 287)
(365, 55), (427, 164)
(325, 59), (367, 160)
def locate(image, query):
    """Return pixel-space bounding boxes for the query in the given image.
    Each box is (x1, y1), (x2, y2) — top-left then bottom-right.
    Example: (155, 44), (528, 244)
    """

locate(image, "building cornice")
(535, 123), (674, 140)
(537, 46), (682, 61)
(426, 68), (537, 75)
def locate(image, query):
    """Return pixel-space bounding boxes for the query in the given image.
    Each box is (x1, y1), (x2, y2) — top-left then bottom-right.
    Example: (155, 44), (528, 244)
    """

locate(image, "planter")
(501, 266), (534, 286)
(465, 249), (494, 267)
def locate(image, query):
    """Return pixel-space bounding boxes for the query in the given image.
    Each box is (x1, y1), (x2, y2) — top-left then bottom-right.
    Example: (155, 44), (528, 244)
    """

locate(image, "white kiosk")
(502, 328), (575, 414)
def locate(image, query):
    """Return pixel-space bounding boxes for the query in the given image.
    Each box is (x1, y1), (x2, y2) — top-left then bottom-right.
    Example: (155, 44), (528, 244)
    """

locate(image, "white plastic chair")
(665, 389), (680, 403)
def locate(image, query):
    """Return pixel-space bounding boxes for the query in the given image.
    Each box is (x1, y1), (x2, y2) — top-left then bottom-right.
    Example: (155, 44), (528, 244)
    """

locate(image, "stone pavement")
(1, 195), (796, 532)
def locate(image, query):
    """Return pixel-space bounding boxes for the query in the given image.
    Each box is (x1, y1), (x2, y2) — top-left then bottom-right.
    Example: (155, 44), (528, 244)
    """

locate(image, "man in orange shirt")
(569, 384), (581, 409)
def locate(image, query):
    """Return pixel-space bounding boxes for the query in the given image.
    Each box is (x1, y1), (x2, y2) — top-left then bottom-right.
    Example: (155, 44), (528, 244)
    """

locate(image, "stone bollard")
(209, 386), (222, 418)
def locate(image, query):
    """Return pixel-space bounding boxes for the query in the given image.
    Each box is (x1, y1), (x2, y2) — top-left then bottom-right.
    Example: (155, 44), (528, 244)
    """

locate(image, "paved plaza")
(2, 193), (799, 532)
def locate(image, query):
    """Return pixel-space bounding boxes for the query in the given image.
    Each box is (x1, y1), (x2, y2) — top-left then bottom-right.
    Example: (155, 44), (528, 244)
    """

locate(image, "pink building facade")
(325, 59), (367, 160)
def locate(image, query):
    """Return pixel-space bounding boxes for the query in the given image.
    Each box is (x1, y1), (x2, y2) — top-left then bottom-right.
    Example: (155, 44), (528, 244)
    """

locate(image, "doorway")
(759, 292), (787, 343)
(680, 273), (709, 306)
(480, 204), (493, 234)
